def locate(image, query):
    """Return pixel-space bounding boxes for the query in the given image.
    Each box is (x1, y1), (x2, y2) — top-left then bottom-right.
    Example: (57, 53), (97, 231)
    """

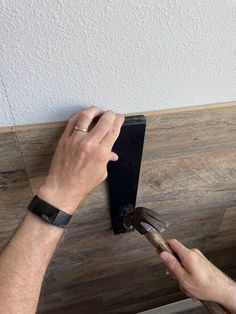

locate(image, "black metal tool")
(107, 115), (146, 234)
(123, 207), (172, 253)
(123, 207), (169, 234)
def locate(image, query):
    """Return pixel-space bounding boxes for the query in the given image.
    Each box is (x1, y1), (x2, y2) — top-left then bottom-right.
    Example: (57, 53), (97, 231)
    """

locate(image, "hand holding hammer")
(123, 207), (234, 314)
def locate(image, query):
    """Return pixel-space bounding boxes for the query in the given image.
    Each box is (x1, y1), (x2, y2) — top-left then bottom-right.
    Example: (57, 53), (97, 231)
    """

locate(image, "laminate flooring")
(0, 103), (236, 313)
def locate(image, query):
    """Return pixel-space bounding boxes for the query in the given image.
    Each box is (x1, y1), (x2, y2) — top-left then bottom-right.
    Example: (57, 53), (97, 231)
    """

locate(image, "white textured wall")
(0, 0), (236, 126)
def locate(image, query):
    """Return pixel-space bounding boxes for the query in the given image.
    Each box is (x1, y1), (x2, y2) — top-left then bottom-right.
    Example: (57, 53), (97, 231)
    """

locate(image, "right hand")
(160, 239), (236, 309)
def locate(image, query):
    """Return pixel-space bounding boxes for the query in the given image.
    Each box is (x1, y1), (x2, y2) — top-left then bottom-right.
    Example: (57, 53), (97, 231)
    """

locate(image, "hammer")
(123, 207), (230, 314)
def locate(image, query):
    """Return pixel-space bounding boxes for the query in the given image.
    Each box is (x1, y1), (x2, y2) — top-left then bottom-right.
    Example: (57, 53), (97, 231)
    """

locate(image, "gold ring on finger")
(74, 126), (88, 133)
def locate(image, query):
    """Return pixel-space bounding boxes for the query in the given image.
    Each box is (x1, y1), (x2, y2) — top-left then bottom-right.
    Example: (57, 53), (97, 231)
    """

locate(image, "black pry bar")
(107, 115), (146, 234)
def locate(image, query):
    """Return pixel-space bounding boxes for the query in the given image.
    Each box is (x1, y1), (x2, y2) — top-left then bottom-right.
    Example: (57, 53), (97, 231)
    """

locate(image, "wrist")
(217, 277), (236, 311)
(37, 183), (83, 215)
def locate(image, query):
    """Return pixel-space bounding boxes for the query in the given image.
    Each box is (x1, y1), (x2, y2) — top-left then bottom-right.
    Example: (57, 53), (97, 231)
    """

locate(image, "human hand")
(160, 239), (236, 308)
(38, 106), (124, 214)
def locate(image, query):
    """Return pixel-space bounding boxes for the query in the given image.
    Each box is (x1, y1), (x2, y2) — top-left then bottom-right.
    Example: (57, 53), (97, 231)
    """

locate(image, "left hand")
(38, 106), (124, 214)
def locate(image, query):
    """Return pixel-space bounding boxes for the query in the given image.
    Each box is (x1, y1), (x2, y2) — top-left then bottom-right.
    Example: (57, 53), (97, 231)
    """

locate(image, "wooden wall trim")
(139, 299), (202, 314)
(0, 100), (235, 131)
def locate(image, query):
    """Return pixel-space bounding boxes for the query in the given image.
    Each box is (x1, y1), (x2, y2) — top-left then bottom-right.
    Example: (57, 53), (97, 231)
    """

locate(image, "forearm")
(0, 212), (63, 314)
(0, 108), (123, 314)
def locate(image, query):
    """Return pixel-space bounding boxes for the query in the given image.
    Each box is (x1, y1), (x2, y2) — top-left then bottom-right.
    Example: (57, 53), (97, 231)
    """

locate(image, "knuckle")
(96, 147), (109, 162)
(90, 105), (98, 110)
(191, 248), (204, 260)
(182, 251), (197, 268)
(80, 140), (94, 154)
(106, 110), (115, 115)
(110, 127), (116, 135)
(78, 111), (91, 123)
(189, 251), (195, 258)
(101, 115), (111, 125)
(104, 110), (115, 120)
(188, 251), (198, 262)
(168, 260), (178, 273)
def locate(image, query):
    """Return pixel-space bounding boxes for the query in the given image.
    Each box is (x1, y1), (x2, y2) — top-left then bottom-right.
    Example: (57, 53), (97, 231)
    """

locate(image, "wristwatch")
(28, 195), (72, 228)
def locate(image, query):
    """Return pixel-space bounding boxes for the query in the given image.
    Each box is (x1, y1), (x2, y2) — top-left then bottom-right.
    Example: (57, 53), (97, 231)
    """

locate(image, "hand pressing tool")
(123, 206), (230, 314)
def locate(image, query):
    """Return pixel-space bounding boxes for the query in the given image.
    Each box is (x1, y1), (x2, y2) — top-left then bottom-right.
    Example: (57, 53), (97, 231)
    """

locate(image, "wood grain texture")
(0, 128), (32, 251)
(179, 308), (207, 314)
(0, 103), (236, 313)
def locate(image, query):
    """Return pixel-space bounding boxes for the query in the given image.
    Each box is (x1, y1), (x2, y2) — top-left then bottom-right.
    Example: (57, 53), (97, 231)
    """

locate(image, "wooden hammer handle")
(145, 229), (230, 314)
(145, 228), (172, 254)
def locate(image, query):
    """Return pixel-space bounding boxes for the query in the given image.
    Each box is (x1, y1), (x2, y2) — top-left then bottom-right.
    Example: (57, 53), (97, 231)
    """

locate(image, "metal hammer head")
(123, 207), (169, 234)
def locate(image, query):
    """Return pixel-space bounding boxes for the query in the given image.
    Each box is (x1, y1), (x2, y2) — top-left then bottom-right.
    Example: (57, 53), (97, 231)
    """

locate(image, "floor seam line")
(0, 71), (33, 196)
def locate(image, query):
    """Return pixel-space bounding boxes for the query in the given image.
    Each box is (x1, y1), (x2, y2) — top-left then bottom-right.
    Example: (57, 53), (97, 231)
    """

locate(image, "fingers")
(63, 106), (103, 138)
(160, 251), (186, 280)
(74, 106), (103, 135)
(62, 108), (124, 151)
(167, 239), (191, 263)
(102, 114), (125, 150)
(88, 110), (116, 143)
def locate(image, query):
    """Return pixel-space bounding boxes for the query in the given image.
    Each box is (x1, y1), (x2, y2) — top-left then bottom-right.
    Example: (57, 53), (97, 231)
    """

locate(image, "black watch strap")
(28, 195), (72, 229)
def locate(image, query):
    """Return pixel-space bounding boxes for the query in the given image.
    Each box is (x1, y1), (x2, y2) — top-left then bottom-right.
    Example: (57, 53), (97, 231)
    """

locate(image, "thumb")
(160, 251), (185, 280)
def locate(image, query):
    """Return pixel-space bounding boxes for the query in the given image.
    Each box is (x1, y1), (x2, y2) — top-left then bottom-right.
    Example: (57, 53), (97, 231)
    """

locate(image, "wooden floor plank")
(0, 130), (33, 251)
(38, 296), (105, 314)
(219, 207), (236, 232)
